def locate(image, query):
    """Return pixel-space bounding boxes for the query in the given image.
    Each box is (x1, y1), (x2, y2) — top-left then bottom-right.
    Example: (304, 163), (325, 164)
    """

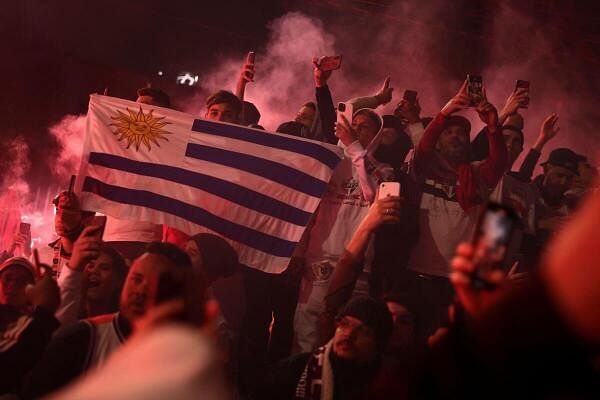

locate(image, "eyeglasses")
(335, 317), (374, 338)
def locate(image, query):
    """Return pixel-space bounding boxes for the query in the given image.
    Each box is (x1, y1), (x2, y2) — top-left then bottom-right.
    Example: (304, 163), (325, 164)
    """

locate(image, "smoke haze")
(2, 0), (599, 247)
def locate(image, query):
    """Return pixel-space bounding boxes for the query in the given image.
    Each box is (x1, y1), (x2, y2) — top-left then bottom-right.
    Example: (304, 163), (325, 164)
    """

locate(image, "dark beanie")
(382, 114), (405, 133)
(190, 233), (239, 282)
(337, 297), (393, 351)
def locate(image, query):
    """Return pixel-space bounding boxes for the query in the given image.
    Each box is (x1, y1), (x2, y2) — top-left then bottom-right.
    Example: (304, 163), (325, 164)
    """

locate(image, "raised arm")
(395, 96), (424, 146)
(235, 51), (255, 101)
(474, 91), (507, 188)
(515, 113), (560, 181)
(347, 76), (393, 110)
(320, 196), (401, 342)
(55, 225), (103, 326)
(498, 87), (529, 126)
(313, 57), (337, 144)
(415, 80), (471, 168)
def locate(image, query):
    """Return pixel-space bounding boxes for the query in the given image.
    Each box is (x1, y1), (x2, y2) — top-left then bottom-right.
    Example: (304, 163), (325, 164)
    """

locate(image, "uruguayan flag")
(76, 95), (343, 272)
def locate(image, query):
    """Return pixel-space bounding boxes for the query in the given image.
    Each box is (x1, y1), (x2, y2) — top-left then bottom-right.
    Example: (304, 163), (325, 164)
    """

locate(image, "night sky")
(2, 0), (599, 194)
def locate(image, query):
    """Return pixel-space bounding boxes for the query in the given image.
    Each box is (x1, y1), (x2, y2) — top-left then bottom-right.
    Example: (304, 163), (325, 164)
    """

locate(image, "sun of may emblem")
(109, 107), (172, 151)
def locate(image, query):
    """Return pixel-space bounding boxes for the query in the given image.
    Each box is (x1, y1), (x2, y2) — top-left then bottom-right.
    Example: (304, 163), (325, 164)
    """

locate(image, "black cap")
(541, 148), (585, 175)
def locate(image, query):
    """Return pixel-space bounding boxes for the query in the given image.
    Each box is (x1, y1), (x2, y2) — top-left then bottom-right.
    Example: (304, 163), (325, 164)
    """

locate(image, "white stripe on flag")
(77, 95), (344, 272)
(188, 132), (336, 182)
(85, 164), (306, 242)
(181, 157), (321, 213)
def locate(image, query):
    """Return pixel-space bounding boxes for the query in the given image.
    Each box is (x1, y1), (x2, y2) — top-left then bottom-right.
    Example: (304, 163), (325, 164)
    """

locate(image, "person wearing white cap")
(0, 257), (60, 395)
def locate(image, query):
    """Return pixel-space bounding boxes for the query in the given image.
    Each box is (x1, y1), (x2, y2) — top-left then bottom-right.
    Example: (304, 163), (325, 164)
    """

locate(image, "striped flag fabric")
(75, 95), (343, 272)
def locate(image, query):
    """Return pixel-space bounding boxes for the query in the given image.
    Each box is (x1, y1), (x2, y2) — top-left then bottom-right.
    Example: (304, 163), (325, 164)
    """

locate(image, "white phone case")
(378, 182), (400, 200)
(336, 102), (354, 128)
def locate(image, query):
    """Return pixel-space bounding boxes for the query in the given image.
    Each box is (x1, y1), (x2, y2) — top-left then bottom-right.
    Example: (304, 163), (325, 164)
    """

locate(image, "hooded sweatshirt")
(300, 109), (386, 270)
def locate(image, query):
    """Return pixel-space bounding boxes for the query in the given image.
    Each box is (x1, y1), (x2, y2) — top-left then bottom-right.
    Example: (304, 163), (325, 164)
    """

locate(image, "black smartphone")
(403, 90), (418, 105)
(470, 203), (518, 289)
(515, 79), (530, 107)
(467, 74), (483, 106)
(89, 215), (107, 240)
(515, 79), (529, 91)
(19, 222), (31, 235)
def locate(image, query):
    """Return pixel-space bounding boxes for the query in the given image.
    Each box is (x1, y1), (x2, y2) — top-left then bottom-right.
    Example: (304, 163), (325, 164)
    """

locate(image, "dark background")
(1, 0), (599, 193)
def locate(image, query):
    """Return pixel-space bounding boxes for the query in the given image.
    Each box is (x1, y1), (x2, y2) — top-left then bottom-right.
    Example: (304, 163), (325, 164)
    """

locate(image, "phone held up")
(378, 181), (401, 200)
(467, 74), (483, 106)
(403, 90), (418, 105)
(470, 202), (518, 290)
(515, 79), (530, 107)
(318, 55), (342, 72)
(19, 222), (31, 235)
(89, 215), (108, 240)
(336, 102), (354, 128)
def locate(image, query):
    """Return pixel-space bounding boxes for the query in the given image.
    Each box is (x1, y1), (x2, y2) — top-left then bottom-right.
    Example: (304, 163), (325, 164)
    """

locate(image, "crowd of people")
(1, 53), (599, 399)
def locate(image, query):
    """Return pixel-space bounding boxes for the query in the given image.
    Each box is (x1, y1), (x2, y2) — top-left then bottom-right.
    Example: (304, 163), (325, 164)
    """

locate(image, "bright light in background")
(157, 71), (164, 76)
(176, 72), (199, 86)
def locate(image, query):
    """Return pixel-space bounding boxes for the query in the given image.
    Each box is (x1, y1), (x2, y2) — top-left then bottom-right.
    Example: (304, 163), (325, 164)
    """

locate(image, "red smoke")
(4, 2), (598, 250)
(49, 114), (87, 183)
(181, 3), (598, 171)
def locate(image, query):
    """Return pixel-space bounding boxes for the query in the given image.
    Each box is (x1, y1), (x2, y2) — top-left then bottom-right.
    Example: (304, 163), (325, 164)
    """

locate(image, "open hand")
(539, 113), (560, 143)
(374, 76), (393, 105)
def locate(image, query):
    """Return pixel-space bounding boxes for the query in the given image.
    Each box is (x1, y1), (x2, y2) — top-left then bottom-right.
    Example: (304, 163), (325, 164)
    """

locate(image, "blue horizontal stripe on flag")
(83, 176), (297, 257)
(191, 119), (341, 170)
(88, 152), (312, 226)
(185, 144), (326, 198)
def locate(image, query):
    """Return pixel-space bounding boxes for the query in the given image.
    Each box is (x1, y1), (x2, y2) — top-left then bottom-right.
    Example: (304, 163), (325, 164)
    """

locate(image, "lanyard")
(51, 241), (62, 278)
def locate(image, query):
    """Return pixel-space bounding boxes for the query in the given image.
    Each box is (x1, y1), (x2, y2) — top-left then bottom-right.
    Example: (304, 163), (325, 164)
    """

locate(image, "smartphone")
(471, 203), (518, 289)
(318, 55), (342, 72)
(378, 182), (401, 200)
(515, 79), (529, 91)
(19, 222), (31, 235)
(89, 215), (107, 240)
(336, 102), (353, 128)
(247, 51), (255, 64)
(467, 74), (483, 106)
(403, 90), (418, 105)
(515, 79), (530, 107)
